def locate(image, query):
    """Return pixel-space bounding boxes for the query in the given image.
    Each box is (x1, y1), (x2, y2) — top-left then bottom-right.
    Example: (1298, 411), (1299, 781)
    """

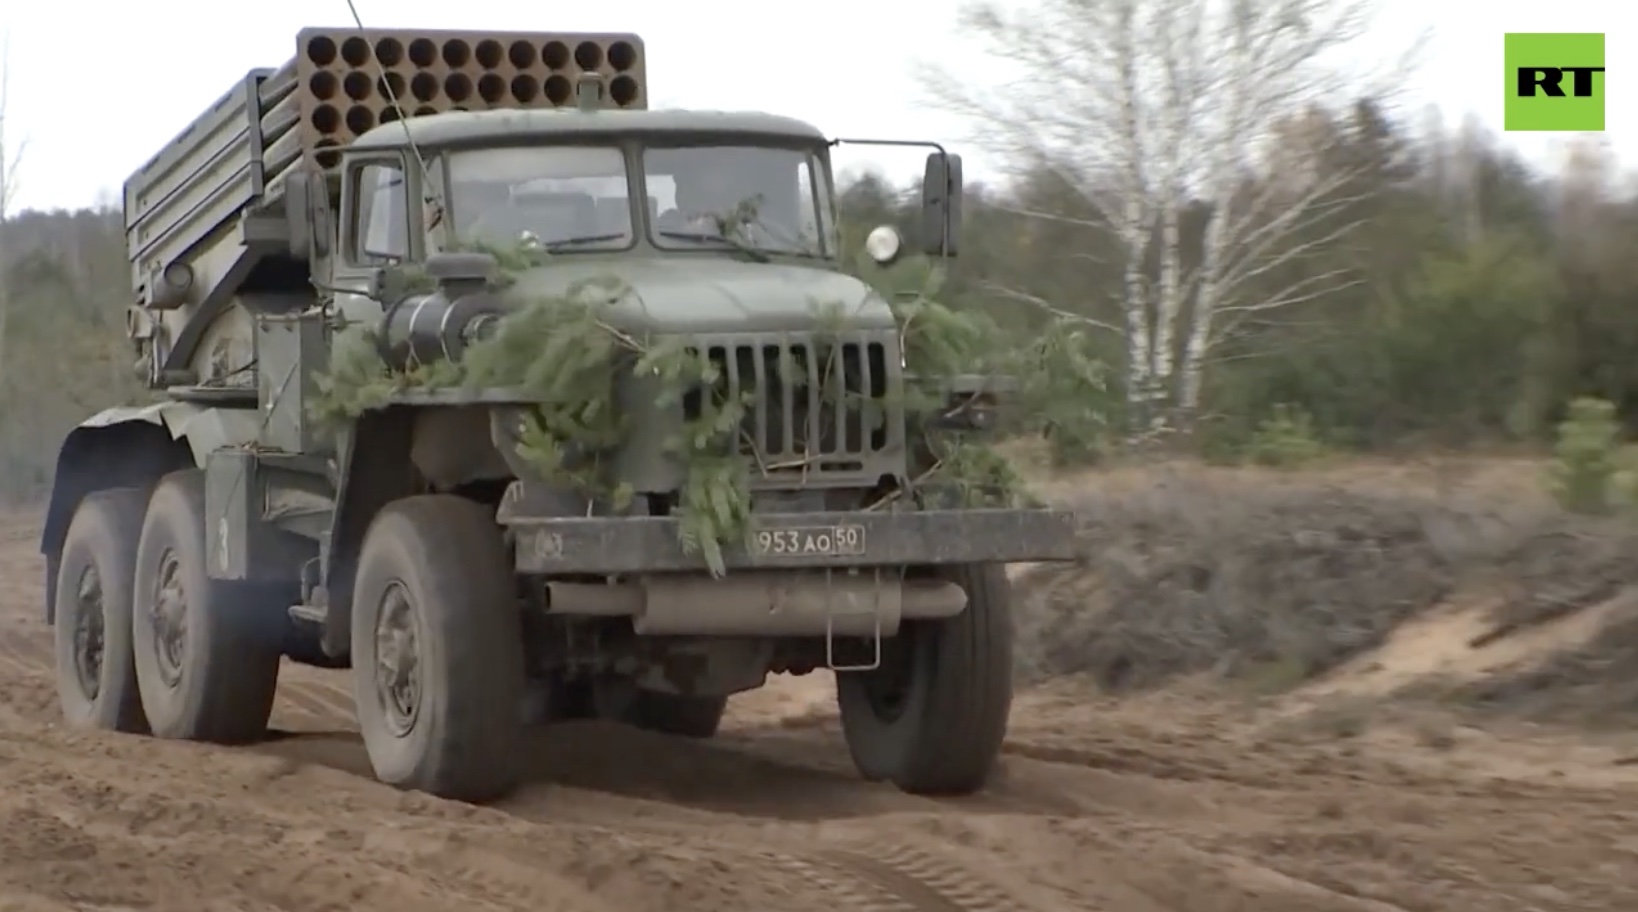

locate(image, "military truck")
(41, 26), (1077, 803)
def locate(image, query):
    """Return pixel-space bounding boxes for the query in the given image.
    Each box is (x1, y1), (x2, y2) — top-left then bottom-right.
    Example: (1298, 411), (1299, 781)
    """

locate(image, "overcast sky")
(0, 0), (1632, 214)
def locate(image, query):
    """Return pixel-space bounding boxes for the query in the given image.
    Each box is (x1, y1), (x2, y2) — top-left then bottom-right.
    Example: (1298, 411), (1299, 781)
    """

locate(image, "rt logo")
(1505, 32), (1605, 131)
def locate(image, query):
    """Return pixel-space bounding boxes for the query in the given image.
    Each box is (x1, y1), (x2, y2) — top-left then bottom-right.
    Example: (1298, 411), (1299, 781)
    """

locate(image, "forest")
(0, 0), (1633, 504)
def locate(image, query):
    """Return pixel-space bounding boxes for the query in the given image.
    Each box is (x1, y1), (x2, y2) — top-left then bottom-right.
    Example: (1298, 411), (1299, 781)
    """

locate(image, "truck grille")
(683, 332), (904, 483)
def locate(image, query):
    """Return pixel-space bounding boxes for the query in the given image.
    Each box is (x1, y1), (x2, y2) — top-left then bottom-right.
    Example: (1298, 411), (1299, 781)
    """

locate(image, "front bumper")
(498, 503), (1079, 575)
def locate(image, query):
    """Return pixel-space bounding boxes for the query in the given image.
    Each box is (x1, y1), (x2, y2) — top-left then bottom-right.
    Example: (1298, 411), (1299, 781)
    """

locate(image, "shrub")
(1547, 397), (1623, 513)
(1245, 404), (1328, 468)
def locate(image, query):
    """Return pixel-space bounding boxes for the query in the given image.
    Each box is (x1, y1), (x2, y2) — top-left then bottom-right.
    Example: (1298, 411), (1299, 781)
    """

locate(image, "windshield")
(447, 146), (632, 250)
(643, 145), (835, 257)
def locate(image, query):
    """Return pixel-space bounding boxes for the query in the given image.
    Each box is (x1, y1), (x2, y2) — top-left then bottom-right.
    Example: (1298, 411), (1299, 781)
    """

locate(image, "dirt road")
(0, 507), (1635, 911)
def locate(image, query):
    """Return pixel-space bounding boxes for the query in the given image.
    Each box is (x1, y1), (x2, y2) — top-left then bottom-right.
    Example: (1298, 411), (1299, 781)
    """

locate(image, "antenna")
(340, 0), (447, 230)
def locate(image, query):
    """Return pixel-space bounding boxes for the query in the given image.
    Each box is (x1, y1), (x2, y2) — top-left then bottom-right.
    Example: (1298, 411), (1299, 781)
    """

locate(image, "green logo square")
(1505, 32), (1605, 131)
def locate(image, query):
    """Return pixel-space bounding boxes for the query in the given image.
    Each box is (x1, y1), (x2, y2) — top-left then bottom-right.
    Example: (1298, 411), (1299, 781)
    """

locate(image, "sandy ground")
(0, 505), (1636, 911)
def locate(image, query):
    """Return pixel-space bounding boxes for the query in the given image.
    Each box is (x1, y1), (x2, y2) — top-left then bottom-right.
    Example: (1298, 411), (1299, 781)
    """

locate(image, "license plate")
(752, 524), (867, 558)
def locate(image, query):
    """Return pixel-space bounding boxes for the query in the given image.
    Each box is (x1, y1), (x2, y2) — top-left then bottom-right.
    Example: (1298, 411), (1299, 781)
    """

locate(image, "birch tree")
(922, 0), (1417, 425)
(0, 32), (26, 387)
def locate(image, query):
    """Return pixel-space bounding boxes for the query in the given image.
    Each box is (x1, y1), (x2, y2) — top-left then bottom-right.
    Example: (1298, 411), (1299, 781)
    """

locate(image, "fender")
(67, 401), (263, 466)
(40, 401), (261, 621)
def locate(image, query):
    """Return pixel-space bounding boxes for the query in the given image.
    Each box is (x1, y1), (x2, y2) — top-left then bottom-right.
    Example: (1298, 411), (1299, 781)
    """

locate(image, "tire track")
(0, 626), (49, 676)
(711, 726), (1077, 819)
(411, 843), (592, 910)
(480, 810), (1046, 912)
(445, 811), (1017, 912)
(817, 843), (1050, 912)
(277, 668), (358, 727)
(497, 731), (1070, 912)
(1002, 737), (1286, 788)
(748, 848), (937, 912)
(397, 817), (930, 912)
(276, 685), (347, 724)
(278, 680), (356, 724)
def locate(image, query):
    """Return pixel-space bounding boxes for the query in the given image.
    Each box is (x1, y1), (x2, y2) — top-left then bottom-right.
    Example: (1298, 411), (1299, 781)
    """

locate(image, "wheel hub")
(72, 566), (105, 699)
(374, 581), (422, 736)
(151, 550), (189, 688)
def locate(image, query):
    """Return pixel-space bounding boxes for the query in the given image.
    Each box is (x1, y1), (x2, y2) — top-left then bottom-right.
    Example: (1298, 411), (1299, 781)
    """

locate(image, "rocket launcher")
(123, 27), (645, 312)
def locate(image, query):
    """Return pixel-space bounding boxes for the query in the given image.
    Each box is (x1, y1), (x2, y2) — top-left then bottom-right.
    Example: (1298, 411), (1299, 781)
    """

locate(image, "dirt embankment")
(1016, 458), (1638, 710)
(0, 458), (1635, 911)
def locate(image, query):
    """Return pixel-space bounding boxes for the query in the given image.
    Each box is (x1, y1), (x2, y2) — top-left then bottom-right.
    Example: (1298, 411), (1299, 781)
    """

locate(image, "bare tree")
(922, 0), (1418, 425)
(0, 31), (27, 386)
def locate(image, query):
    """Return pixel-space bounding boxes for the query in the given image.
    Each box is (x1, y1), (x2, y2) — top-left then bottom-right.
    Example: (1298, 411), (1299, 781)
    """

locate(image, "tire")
(836, 563), (1013, 795)
(131, 470), (284, 744)
(350, 495), (525, 803)
(52, 488), (150, 733)
(624, 690), (727, 739)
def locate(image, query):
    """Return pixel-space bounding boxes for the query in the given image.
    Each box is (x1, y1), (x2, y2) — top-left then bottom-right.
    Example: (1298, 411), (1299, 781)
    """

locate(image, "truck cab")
(329, 107), (914, 331)
(347, 109), (843, 267)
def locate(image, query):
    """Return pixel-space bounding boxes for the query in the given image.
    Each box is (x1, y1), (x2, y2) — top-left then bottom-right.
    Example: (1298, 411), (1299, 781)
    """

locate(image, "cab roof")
(350, 108), (828, 150)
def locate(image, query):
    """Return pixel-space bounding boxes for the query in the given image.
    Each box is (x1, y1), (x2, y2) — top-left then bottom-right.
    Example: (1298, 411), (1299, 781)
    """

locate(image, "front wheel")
(836, 563), (1013, 795)
(350, 495), (525, 803)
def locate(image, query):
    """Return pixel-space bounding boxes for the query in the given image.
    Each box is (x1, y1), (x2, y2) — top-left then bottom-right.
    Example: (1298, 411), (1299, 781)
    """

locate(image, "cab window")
(351, 161), (410, 265)
(447, 146), (632, 251)
(643, 145), (833, 257)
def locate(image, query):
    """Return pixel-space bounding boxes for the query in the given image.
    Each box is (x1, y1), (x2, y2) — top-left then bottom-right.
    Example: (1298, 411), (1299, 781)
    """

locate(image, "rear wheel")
(836, 563), (1013, 795)
(131, 471), (284, 744)
(52, 488), (150, 733)
(350, 495), (525, 803)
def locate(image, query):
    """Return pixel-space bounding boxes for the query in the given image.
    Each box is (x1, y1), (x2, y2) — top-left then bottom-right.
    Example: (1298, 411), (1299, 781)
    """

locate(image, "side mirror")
(284, 171), (313, 259)
(920, 152), (963, 258)
(284, 168), (334, 260)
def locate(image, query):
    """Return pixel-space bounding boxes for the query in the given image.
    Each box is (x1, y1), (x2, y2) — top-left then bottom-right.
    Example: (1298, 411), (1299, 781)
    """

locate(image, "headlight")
(864, 225), (903, 265)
